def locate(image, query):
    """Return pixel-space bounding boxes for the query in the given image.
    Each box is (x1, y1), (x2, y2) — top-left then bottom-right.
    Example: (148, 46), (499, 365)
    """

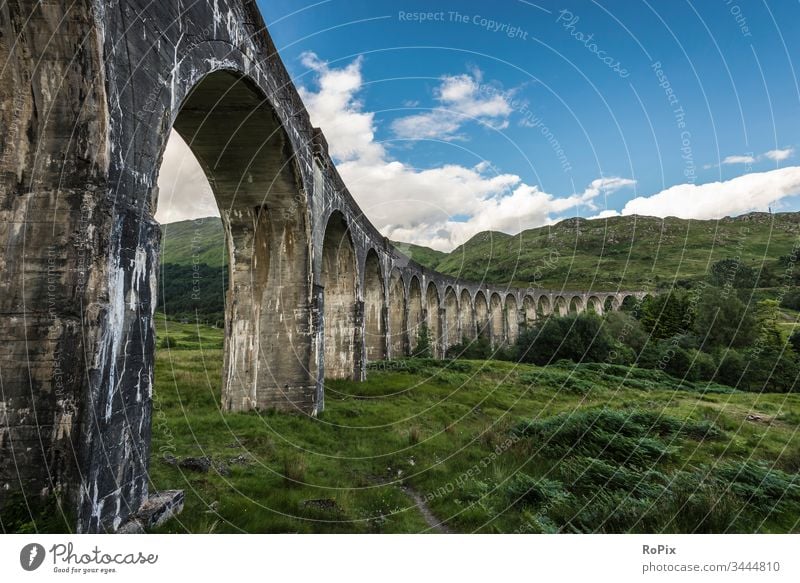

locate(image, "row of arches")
(317, 211), (642, 375)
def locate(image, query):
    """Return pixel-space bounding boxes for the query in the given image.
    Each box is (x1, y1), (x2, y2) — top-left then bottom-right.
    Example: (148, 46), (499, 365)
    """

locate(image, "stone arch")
(505, 294), (519, 345)
(363, 249), (385, 363)
(321, 211), (358, 379)
(522, 295), (536, 328)
(169, 71), (315, 413)
(475, 291), (490, 339)
(553, 296), (568, 316)
(387, 269), (406, 358)
(490, 293), (504, 345)
(443, 287), (459, 354)
(587, 296), (603, 314)
(426, 282), (442, 358)
(569, 296), (584, 314)
(408, 276), (424, 353)
(604, 295), (619, 313)
(537, 295), (552, 317)
(459, 289), (475, 341)
(620, 294), (638, 311)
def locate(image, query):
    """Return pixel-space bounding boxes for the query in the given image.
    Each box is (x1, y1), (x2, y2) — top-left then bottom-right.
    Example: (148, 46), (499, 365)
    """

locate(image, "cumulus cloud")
(620, 166), (800, 219)
(154, 131), (218, 224)
(299, 53), (633, 250)
(764, 148), (794, 162)
(390, 70), (513, 141)
(722, 154), (757, 165)
(720, 147), (794, 166)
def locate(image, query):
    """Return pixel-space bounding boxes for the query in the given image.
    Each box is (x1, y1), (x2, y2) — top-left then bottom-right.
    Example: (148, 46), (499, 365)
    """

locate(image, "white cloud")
(620, 166), (800, 219)
(390, 71), (513, 141)
(154, 131), (218, 224)
(299, 53), (635, 251)
(722, 154), (757, 165)
(718, 147), (794, 167)
(764, 148), (794, 162)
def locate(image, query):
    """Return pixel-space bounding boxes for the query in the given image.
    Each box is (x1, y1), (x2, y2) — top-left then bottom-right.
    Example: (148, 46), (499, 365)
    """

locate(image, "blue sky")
(157, 0), (800, 250)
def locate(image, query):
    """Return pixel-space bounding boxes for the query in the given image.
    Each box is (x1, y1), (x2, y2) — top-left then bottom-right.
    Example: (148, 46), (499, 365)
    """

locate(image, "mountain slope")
(158, 212), (800, 293)
(160, 217), (226, 267)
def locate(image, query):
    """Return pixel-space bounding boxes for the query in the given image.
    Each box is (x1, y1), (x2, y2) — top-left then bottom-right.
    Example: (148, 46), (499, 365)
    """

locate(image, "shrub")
(515, 313), (614, 366)
(159, 335), (179, 349)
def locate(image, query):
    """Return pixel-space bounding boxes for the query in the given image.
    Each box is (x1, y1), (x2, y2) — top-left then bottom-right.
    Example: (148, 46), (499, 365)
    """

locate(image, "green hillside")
(160, 217), (226, 268)
(433, 213), (800, 290)
(390, 240), (448, 270)
(157, 213), (800, 313)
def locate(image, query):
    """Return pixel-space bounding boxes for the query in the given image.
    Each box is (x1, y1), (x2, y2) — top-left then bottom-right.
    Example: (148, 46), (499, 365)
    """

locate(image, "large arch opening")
(363, 249), (386, 363)
(408, 276), (424, 354)
(159, 70), (313, 412)
(587, 296), (603, 315)
(505, 294), (519, 345)
(490, 293), (504, 345)
(321, 212), (358, 379)
(569, 296), (584, 314)
(604, 296), (619, 313)
(459, 289), (475, 341)
(387, 269), (406, 358)
(426, 283), (442, 358)
(443, 287), (459, 353)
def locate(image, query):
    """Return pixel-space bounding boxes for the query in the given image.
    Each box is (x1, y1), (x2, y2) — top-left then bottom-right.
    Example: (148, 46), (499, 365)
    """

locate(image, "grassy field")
(149, 316), (800, 533)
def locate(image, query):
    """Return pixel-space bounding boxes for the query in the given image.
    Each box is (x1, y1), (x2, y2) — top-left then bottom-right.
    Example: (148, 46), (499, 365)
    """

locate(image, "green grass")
(148, 317), (800, 533)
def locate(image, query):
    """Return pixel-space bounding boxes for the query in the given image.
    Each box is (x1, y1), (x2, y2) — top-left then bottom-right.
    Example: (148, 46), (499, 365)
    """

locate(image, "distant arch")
(475, 291), (490, 339)
(408, 276), (424, 353)
(459, 289), (475, 341)
(537, 295), (552, 317)
(363, 250), (386, 362)
(426, 282), (442, 358)
(490, 293), (504, 345)
(620, 294), (638, 312)
(505, 294), (519, 345)
(443, 287), (459, 354)
(569, 296), (584, 314)
(587, 295), (603, 315)
(387, 269), (405, 358)
(522, 295), (536, 328)
(322, 211), (357, 379)
(604, 296), (619, 313)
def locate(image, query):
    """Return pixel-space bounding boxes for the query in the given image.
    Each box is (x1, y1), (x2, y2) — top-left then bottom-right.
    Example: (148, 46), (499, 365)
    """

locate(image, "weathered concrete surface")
(0, 0), (648, 533)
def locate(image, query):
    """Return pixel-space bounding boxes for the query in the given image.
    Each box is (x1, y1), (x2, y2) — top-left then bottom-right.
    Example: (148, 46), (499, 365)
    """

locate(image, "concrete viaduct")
(0, 1), (644, 532)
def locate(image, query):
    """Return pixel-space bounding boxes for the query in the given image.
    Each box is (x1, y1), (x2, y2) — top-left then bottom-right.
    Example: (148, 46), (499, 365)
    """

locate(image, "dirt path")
(402, 485), (451, 533)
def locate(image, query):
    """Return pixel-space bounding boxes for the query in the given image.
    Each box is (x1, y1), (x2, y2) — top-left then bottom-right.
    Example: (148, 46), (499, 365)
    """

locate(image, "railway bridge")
(0, 0), (645, 531)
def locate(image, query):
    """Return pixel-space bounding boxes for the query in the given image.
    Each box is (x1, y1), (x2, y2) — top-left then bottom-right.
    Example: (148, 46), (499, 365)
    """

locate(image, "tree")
(708, 258), (756, 290)
(744, 300), (799, 392)
(691, 286), (756, 350)
(638, 291), (691, 340)
(414, 323), (432, 358)
(515, 313), (614, 365)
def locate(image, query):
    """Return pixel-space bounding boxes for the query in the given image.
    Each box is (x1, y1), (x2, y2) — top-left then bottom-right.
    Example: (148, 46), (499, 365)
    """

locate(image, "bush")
(714, 349), (748, 388)
(515, 313), (614, 366)
(780, 290), (800, 311)
(159, 335), (179, 349)
(688, 349), (716, 382)
(447, 334), (492, 360)
(602, 311), (648, 354)
(413, 323), (431, 358)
